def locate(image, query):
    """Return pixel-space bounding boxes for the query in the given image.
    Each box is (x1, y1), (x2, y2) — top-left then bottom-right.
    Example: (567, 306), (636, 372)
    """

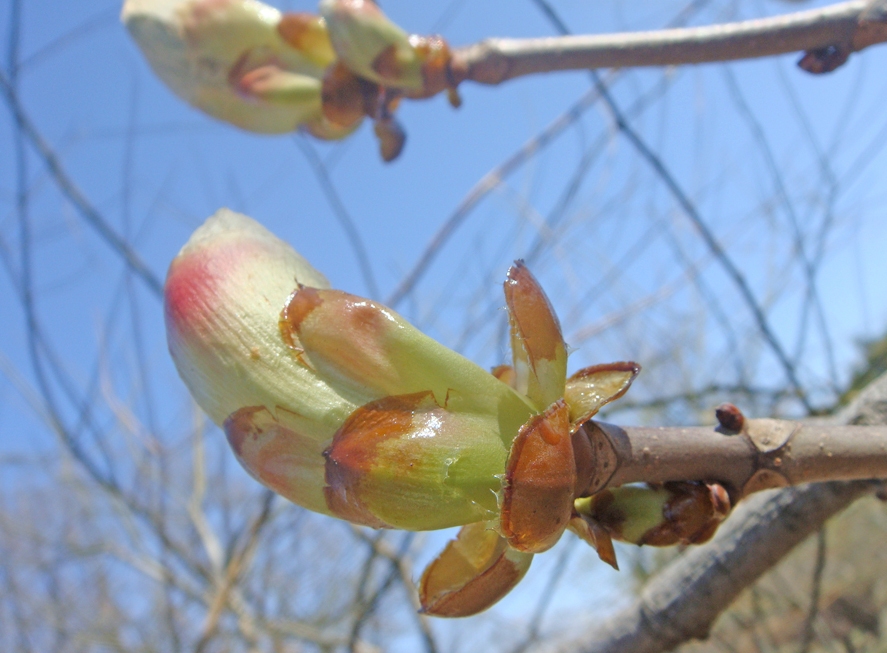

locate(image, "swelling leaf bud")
(165, 209), (536, 530)
(164, 211), (648, 616)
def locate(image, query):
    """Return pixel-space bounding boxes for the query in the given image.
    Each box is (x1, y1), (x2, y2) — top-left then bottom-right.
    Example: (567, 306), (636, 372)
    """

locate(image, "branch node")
(582, 421), (620, 495)
(742, 468), (791, 496)
(744, 418), (798, 453)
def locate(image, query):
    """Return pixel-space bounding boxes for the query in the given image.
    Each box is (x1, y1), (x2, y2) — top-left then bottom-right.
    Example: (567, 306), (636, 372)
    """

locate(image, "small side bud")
(373, 117), (407, 162)
(574, 482), (731, 548)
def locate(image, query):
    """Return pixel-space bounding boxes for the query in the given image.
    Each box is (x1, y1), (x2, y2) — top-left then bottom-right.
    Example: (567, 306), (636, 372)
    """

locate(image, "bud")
(574, 482), (731, 548)
(165, 209), (537, 529)
(319, 0), (424, 91)
(122, 0), (356, 137)
(165, 212), (645, 616)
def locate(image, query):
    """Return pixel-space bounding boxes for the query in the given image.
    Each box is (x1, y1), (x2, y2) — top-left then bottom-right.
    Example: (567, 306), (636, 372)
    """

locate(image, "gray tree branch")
(451, 0), (887, 85)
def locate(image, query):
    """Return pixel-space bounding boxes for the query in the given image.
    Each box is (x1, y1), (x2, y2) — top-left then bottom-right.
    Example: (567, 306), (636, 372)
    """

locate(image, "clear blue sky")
(3, 0), (887, 643)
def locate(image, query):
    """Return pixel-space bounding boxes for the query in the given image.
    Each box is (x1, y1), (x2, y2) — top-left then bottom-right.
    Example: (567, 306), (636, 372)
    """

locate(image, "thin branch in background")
(722, 67), (839, 394)
(798, 527), (828, 653)
(350, 527), (438, 653)
(750, 585), (780, 652)
(193, 490), (276, 653)
(435, 124), (655, 355)
(121, 75), (179, 649)
(386, 83), (607, 308)
(0, 68), (163, 297)
(348, 532), (427, 653)
(351, 531), (386, 620)
(521, 74), (675, 269)
(6, 0), (115, 489)
(775, 60), (845, 376)
(296, 136), (381, 299)
(510, 540), (578, 653)
(655, 223), (749, 387)
(529, 0), (814, 413)
(18, 7), (118, 72)
(429, 0), (469, 34)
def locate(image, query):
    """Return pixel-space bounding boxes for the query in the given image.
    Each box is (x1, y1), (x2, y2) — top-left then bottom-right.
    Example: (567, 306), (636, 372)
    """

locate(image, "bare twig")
(296, 137), (381, 299)
(386, 83), (606, 308)
(0, 68), (163, 297)
(453, 1), (887, 86)
(582, 419), (887, 499)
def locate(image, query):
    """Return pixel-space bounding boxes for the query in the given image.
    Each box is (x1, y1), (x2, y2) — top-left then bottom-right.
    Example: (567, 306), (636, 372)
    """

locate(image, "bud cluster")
(123, 0), (461, 160)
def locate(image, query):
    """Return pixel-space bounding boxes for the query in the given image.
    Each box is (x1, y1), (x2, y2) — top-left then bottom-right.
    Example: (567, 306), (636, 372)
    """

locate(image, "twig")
(296, 137), (381, 299)
(0, 68), (163, 297)
(453, 1), (887, 86)
(581, 419), (887, 499)
(798, 527), (828, 653)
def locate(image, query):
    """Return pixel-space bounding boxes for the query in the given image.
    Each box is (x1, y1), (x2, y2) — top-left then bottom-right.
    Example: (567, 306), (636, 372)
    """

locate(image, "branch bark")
(582, 418), (887, 501)
(451, 0), (887, 85)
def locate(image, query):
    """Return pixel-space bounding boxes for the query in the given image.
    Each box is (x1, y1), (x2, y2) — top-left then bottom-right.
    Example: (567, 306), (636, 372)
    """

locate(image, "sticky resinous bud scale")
(165, 209), (729, 617)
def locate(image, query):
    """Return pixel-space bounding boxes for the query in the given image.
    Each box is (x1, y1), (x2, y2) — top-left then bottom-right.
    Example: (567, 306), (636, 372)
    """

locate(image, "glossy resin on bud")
(123, 0), (354, 137)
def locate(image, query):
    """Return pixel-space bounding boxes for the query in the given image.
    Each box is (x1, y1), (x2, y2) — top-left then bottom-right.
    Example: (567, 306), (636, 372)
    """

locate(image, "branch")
(0, 68), (163, 297)
(582, 418), (887, 500)
(544, 480), (882, 653)
(452, 0), (887, 85)
(537, 373), (887, 653)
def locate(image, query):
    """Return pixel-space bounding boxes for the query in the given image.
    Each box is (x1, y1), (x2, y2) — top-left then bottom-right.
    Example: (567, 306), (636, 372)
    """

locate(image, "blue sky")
(3, 0), (887, 646)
